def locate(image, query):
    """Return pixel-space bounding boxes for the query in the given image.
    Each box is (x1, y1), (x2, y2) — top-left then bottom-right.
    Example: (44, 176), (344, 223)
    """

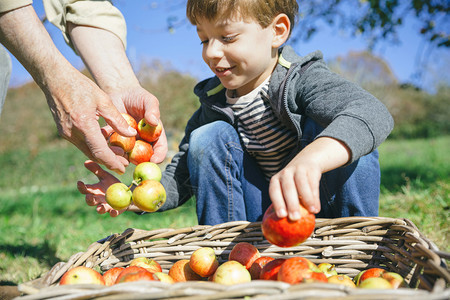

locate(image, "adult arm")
(0, 4), (135, 173)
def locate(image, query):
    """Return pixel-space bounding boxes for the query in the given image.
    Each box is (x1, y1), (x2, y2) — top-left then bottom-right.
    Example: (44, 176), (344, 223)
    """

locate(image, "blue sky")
(7, 1), (449, 92)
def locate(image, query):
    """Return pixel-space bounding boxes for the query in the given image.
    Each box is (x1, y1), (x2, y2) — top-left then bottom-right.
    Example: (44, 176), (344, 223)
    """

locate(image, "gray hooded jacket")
(158, 45), (394, 211)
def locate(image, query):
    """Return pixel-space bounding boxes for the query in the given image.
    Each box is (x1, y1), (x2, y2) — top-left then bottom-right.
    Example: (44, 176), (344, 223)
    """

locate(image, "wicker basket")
(17, 217), (450, 299)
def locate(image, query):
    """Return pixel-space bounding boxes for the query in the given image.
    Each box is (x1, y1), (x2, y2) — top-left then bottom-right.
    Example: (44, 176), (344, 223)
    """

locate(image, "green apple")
(358, 277), (393, 289)
(133, 162), (162, 185)
(318, 263), (338, 278)
(132, 180), (166, 212)
(105, 182), (132, 210)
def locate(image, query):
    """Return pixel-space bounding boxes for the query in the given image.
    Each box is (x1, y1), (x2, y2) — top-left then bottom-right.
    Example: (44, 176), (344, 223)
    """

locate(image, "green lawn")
(0, 136), (448, 285)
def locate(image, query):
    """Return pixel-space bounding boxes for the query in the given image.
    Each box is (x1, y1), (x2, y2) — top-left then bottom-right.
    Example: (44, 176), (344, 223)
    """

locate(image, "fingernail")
(290, 211), (300, 221)
(128, 126), (137, 135)
(310, 206), (319, 214)
(278, 208), (287, 218)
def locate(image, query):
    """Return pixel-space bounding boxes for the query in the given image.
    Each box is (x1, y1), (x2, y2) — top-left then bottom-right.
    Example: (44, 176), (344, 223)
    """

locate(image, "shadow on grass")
(380, 164), (446, 192)
(0, 240), (61, 271)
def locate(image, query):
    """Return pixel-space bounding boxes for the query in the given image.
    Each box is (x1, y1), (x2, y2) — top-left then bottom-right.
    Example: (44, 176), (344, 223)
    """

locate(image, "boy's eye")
(200, 40), (209, 45)
(222, 36), (235, 42)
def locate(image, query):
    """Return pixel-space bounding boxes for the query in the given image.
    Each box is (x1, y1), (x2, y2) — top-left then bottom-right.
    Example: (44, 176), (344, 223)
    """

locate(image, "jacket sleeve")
(158, 107), (204, 211)
(295, 60), (394, 162)
(43, 0), (127, 51)
(0, 0), (32, 13)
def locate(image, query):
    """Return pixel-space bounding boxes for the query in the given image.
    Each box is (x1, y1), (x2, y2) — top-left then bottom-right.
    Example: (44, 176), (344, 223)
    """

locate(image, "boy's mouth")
(215, 66), (234, 75)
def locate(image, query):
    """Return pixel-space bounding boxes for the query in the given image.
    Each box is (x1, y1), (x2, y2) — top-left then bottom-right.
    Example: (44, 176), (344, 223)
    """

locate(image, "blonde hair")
(186, 0), (299, 36)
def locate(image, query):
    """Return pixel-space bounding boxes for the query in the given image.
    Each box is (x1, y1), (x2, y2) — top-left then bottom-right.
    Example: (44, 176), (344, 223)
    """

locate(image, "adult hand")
(0, 5), (134, 174)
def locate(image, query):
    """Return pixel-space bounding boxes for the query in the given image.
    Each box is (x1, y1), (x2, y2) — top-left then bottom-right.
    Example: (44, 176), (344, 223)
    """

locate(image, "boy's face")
(196, 15), (279, 97)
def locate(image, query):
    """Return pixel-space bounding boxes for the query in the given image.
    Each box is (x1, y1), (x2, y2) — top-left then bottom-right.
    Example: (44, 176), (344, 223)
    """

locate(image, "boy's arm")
(269, 137), (351, 221)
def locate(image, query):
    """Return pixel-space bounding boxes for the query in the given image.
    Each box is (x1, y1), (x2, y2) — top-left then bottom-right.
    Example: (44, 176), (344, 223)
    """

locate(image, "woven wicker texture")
(17, 217), (450, 299)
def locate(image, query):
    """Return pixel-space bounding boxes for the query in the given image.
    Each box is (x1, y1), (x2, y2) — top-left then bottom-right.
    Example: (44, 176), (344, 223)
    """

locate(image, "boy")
(78, 0), (393, 225)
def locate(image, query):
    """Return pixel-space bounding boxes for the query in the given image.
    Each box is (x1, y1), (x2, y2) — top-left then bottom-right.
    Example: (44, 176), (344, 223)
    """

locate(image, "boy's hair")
(186, 0), (299, 36)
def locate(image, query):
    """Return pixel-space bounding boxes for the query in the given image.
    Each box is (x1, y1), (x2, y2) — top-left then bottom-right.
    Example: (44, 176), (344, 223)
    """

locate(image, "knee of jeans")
(189, 121), (237, 157)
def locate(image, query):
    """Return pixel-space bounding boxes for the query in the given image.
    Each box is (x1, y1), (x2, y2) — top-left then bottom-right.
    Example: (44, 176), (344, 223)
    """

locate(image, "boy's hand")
(269, 137), (351, 221)
(77, 160), (126, 217)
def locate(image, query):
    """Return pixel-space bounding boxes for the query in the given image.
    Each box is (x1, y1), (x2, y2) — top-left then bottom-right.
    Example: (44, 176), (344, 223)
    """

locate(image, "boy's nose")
(204, 39), (223, 60)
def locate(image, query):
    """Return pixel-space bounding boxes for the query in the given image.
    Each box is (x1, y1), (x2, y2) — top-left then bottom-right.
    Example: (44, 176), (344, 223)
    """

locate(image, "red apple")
(261, 203), (315, 248)
(189, 247), (219, 277)
(304, 271), (328, 283)
(105, 182), (132, 210)
(137, 119), (162, 143)
(277, 257), (318, 284)
(259, 258), (286, 280)
(212, 261), (251, 285)
(133, 162), (162, 184)
(129, 257), (162, 273)
(248, 256), (274, 280)
(109, 132), (136, 153)
(115, 266), (154, 284)
(59, 266), (105, 285)
(121, 113), (138, 130)
(327, 274), (356, 288)
(358, 277), (393, 289)
(168, 259), (203, 282)
(228, 242), (261, 269)
(152, 272), (175, 284)
(129, 140), (154, 165)
(132, 179), (166, 212)
(102, 267), (124, 286)
(358, 268), (386, 284)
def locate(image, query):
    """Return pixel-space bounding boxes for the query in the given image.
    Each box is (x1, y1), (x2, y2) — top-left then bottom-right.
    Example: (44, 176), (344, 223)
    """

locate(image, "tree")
(292, 0), (449, 49)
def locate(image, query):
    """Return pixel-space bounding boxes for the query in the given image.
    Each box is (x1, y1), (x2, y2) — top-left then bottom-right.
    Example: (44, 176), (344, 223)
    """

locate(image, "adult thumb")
(100, 103), (136, 137)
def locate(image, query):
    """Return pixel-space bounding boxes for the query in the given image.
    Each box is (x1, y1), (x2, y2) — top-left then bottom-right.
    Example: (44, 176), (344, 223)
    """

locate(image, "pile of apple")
(59, 242), (408, 289)
(110, 113), (162, 166)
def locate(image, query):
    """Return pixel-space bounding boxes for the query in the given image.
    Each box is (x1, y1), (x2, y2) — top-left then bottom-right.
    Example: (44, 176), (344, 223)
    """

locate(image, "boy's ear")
(271, 14), (290, 48)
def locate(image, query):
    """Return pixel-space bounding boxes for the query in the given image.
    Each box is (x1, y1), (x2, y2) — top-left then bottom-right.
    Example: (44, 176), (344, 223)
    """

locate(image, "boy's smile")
(196, 16), (280, 97)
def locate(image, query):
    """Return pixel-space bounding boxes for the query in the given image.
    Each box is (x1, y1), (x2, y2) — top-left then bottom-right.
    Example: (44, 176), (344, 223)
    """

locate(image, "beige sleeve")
(0, 0), (33, 13)
(43, 0), (127, 51)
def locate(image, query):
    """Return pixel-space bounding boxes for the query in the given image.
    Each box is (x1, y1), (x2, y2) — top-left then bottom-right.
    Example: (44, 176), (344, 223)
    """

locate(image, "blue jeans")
(187, 120), (380, 225)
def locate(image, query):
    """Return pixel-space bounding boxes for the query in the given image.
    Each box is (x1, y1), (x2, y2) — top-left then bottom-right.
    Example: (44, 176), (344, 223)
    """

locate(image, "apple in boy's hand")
(129, 140), (154, 165)
(103, 267), (124, 286)
(129, 257), (162, 273)
(212, 261), (251, 285)
(105, 182), (132, 210)
(137, 119), (162, 143)
(189, 247), (219, 277)
(109, 132), (136, 153)
(59, 266), (105, 285)
(133, 162), (162, 184)
(132, 179), (166, 212)
(228, 242), (260, 269)
(261, 203), (315, 247)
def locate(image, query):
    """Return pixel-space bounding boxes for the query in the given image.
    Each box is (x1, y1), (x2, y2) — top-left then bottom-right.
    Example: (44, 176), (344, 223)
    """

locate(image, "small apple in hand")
(109, 132), (136, 153)
(59, 266), (105, 285)
(132, 179), (166, 212)
(133, 162), (162, 184)
(129, 140), (154, 165)
(121, 113), (138, 130)
(137, 119), (162, 143)
(262, 203), (315, 247)
(105, 182), (132, 210)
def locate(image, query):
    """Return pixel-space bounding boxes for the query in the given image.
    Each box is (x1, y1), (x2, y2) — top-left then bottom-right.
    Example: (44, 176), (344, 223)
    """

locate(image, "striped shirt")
(226, 77), (297, 179)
